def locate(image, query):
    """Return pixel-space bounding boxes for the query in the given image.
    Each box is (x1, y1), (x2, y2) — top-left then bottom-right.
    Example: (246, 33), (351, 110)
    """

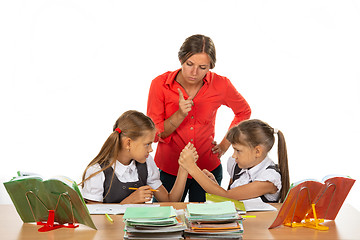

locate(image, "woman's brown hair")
(80, 110), (155, 198)
(226, 119), (290, 202)
(178, 34), (216, 69)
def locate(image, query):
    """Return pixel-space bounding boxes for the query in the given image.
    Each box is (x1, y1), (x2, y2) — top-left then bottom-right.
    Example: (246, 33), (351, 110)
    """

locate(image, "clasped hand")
(178, 143), (219, 185)
(178, 142), (198, 169)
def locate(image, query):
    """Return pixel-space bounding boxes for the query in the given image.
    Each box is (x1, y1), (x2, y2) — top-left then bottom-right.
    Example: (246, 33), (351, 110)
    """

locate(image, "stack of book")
(184, 201), (243, 239)
(123, 206), (186, 239)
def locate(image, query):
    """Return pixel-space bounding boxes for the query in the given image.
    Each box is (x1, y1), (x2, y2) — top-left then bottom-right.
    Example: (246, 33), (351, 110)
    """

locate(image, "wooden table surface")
(1, 202), (360, 239)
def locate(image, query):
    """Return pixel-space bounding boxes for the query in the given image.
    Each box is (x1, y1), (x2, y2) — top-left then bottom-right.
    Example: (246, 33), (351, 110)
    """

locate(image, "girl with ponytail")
(81, 110), (197, 203)
(179, 119), (289, 203)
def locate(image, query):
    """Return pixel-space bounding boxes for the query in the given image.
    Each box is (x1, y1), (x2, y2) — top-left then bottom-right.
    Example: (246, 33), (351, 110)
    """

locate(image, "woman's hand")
(211, 140), (227, 158)
(125, 186), (153, 203)
(178, 88), (194, 116)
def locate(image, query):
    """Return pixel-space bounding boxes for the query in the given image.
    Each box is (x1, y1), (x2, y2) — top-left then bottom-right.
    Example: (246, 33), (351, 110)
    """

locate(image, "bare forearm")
(160, 110), (187, 138)
(168, 167), (188, 201)
(187, 165), (228, 197)
(189, 166), (278, 200)
(188, 167), (267, 200)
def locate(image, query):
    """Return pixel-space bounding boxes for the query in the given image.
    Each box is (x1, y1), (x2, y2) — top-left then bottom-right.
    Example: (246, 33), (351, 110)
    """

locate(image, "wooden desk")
(1, 203), (360, 240)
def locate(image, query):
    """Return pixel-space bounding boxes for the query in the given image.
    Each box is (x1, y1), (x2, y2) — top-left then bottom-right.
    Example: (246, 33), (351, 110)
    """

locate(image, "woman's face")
(180, 52), (210, 85)
(130, 130), (156, 163)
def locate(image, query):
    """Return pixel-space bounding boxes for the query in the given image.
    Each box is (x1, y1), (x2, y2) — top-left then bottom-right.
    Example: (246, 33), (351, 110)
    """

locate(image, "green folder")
(206, 193), (246, 213)
(3, 173), (97, 230)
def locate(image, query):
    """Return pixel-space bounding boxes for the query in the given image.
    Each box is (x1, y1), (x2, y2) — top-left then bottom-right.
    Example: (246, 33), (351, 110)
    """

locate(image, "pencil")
(243, 215), (256, 218)
(105, 213), (114, 223)
(128, 187), (158, 192)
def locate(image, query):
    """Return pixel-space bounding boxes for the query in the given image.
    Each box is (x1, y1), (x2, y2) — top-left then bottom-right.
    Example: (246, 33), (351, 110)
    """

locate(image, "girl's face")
(130, 130), (156, 163)
(231, 143), (258, 169)
(180, 52), (210, 85)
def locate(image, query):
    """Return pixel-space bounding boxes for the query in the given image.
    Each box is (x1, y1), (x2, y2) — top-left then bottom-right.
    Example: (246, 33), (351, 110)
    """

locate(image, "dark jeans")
(154, 164), (223, 202)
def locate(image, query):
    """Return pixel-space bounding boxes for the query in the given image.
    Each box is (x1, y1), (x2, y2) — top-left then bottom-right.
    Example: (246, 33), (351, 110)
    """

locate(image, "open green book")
(3, 172), (96, 230)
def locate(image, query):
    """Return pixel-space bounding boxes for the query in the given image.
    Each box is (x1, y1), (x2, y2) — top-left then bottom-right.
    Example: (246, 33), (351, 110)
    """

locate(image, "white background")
(1, 1), (359, 211)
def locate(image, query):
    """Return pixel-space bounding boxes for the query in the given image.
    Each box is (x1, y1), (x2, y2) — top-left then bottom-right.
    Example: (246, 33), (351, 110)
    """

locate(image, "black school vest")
(232, 164), (280, 203)
(101, 161), (148, 203)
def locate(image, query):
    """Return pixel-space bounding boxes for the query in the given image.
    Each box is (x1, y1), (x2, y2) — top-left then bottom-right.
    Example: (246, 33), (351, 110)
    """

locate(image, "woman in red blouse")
(147, 34), (251, 202)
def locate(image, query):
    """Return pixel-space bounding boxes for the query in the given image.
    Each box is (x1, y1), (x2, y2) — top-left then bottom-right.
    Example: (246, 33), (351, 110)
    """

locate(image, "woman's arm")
(160, 89), (193, 138)
(211, 138), (231, 158)
(212, 78), (251, 157)
(147, 78), (191, 140)
(160, 110), (186, 138)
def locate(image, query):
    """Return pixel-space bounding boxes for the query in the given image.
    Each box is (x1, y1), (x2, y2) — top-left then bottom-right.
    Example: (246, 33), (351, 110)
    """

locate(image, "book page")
(48, 175), (76, 189)
(321, 174), (352, 182)
(187, 202), (237, 216)
(86, 203), (160, 215)
(242, 197), (277, 212)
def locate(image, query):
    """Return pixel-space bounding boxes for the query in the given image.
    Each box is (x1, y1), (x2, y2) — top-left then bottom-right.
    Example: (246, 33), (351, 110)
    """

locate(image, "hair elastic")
(115, 128), (122, 134)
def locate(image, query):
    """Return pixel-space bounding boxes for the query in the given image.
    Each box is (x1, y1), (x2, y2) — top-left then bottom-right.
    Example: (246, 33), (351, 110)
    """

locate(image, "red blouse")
(147, 69), (251, 176)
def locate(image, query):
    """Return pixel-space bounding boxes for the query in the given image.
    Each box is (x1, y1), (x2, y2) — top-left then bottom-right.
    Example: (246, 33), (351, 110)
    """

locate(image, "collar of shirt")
(235, 156), (273, 182)
(165, 69), (211, 87)
(114, 159), (137, 177)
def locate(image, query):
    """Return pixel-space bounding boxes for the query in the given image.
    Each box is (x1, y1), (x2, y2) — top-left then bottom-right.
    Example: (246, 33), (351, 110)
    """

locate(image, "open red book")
(269, 175), (355, 229)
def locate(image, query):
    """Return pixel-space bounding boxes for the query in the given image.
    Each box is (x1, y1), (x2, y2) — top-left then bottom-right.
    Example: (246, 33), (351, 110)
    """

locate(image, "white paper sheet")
(86, 203), (160, 215)
(242, 197), (277, 212)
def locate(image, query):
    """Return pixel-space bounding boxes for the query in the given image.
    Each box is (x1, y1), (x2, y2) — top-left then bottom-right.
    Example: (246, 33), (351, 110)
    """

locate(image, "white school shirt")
(227, 155), (282, 202)
(82, 155), (162, 202)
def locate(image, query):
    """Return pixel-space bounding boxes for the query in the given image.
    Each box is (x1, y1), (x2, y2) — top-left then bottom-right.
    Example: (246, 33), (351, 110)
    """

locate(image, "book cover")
(190, 221), (241, 231)
(187, 201), (237, 216)
(123, 206), (176, 220)
(3, 172), (97, 230)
